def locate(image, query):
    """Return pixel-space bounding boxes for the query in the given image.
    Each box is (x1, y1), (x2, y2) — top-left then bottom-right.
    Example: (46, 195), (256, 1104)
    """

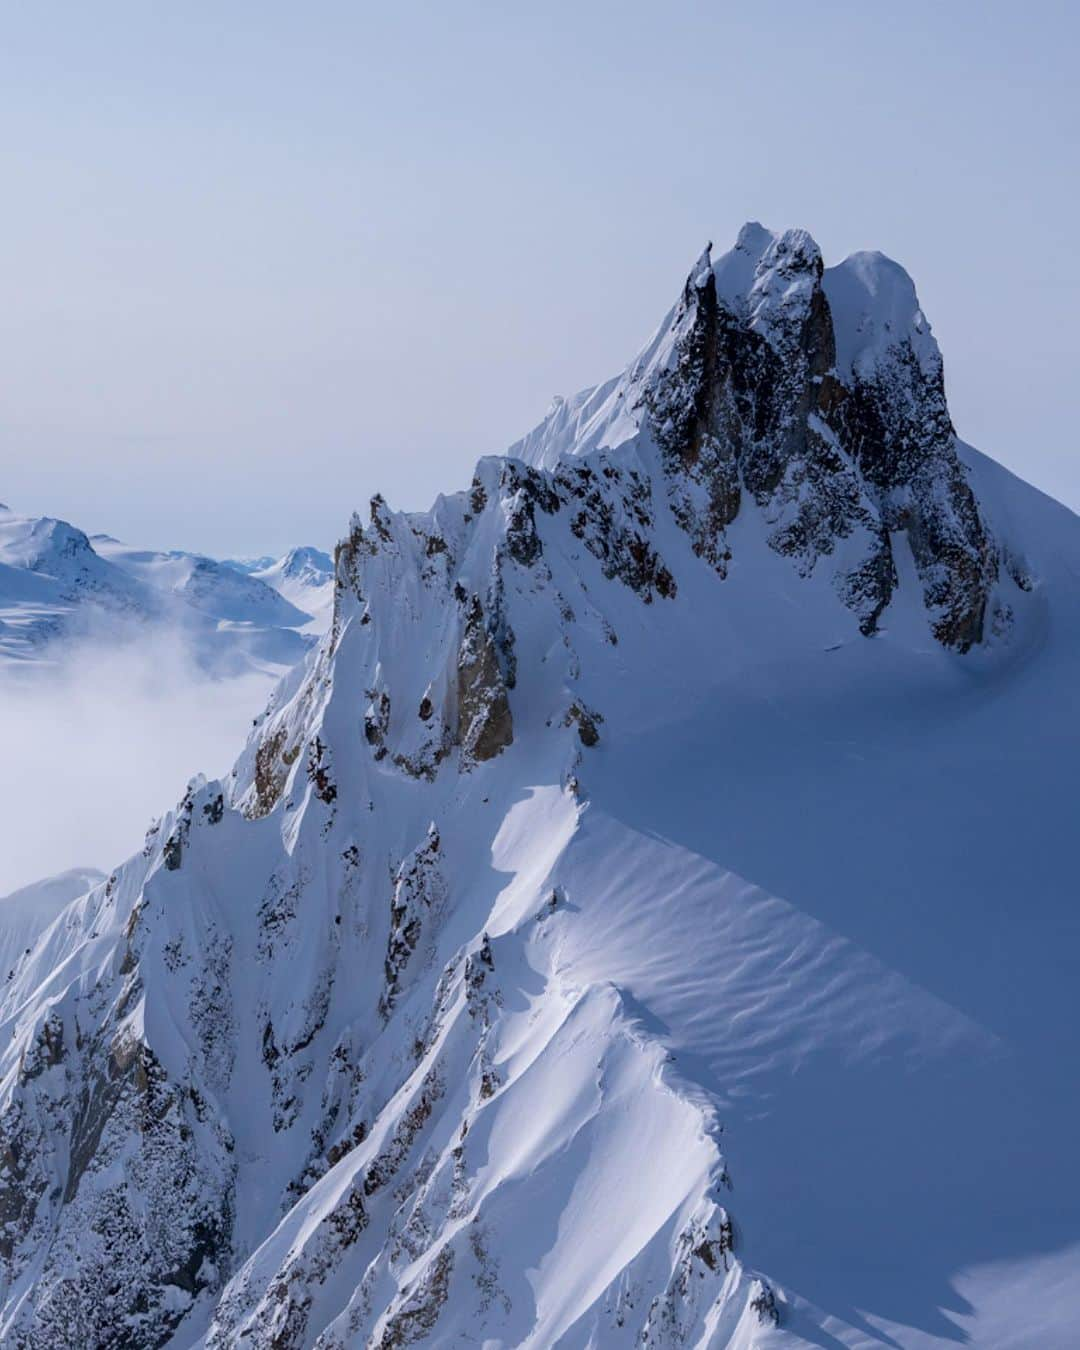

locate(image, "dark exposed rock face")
(381, 825), (445, 1015)
(0, 1025), (234, 1348)
(834, 341), (996, 649)
(553, 458), (677, 602)
(456, 597), (513, 765)
(643, 231), (998, 649)
(564, 700), (602, 748)
(251, 726), (299, 819)
(500, 460), (559, 568)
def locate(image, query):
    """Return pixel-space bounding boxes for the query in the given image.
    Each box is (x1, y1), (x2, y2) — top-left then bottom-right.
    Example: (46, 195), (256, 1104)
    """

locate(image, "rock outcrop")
(515, 222), (1005, 651)
(456, 596), (513, 765)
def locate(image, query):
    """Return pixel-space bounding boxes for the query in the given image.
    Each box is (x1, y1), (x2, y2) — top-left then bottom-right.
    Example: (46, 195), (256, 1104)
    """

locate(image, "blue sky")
(2, 2), (1076, 554)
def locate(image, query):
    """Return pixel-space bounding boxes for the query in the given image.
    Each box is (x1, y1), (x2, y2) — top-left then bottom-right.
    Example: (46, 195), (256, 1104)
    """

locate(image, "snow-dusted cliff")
(1, 225), (1076, 1348)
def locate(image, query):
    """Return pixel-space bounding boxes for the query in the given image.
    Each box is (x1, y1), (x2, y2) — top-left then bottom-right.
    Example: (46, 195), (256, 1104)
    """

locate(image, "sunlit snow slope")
(0, 224), (1076, 1349)
(0, 869), (105, 987)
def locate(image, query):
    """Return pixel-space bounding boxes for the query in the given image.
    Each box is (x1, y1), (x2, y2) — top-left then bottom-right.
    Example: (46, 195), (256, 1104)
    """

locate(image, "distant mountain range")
(0, 506), (333, 675)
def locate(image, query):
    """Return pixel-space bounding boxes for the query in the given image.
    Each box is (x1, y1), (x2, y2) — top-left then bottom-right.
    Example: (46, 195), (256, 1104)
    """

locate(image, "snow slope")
(0, 869), (105, 987)
(0, 225), (1076, 1348)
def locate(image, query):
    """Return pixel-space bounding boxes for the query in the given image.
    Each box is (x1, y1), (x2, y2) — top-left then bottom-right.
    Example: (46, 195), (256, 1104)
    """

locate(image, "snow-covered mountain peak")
(248, 546), (335, 635)
(713, 224), (938, 388)
(1, 231), (1076, 1347)
(253, 545), (334, 591)
(517, 224), (937, 469)
(1, 514), (97, 574)
(278, 545), (333, 580)
(513, 221), (999, 651)
(711, 223), (824, 340)
(823, 247), (940, 380)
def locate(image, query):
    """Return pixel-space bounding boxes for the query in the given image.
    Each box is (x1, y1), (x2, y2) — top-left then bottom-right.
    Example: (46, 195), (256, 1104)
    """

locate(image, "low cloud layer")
(0, 632), (275, 897)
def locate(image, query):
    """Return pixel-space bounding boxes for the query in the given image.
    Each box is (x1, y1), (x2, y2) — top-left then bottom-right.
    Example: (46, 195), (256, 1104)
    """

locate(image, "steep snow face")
(0, 869), (105, 987)
(0, 514), (325, 675)
(821, 249), (940, 382)
(0, 226), (1076, 1348)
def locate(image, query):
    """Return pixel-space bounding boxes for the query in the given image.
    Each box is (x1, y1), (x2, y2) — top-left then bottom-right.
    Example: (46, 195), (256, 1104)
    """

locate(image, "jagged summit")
(516, 222), (936, 460)
(508, 222), (1001, 651)
(0, 231), (1075, 1347)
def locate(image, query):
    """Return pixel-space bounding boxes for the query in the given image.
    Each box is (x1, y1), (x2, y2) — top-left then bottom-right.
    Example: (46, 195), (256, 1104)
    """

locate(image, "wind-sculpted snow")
(0, 225), (1076, 1347)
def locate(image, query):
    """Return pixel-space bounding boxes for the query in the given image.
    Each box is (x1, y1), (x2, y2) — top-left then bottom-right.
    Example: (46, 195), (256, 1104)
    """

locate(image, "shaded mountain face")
(0, 226), (1073, 1349)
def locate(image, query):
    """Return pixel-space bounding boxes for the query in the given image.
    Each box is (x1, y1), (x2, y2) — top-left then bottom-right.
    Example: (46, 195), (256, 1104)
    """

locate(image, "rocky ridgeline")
(514, 224), (1005, 650)
(0, 226), (1031, 1347)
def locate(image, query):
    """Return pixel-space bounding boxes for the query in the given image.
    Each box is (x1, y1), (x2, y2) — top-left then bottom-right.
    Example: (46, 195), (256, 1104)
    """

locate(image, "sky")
(1, 1), (1077, 556)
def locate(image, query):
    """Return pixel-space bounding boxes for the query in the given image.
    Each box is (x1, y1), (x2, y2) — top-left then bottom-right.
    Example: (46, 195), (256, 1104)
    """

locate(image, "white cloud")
(0, 630), (274, 896)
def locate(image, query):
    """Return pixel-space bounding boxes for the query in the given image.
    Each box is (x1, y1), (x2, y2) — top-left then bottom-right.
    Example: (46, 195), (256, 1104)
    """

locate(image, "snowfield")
(0, 224), (1077, 1347)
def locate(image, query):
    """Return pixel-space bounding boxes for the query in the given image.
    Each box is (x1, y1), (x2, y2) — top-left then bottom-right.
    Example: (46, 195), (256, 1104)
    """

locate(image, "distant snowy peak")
(250, 546), (334, 632)
(252, 545), (333, 591)
(1, 513), (107, 580)
(513, 220), (1001, 651)
(0, 514), (327, 673)
(281, 545), (332, 579)
(0, 512), (154, 645)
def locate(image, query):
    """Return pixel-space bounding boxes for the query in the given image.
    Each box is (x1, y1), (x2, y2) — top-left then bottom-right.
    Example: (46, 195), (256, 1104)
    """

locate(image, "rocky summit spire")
(516, 222), (1001, 650)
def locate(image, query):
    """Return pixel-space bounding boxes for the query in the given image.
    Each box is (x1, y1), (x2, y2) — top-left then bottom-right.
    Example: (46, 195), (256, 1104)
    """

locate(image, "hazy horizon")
(3, 2), (1077, 556)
